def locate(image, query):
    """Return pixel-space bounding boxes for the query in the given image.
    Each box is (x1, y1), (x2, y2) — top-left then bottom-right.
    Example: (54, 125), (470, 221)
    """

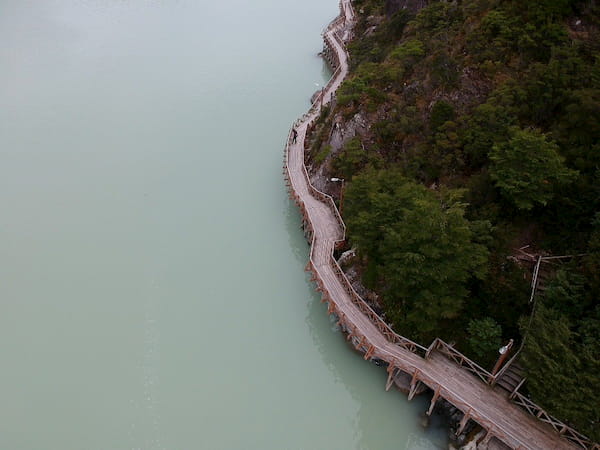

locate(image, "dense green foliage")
(308, 0), (600, 439)
(520, 221), (600, 438)
(520, 280), (600, 437)
(489, 127), (577, 210)
(466, 317), (502, 367)
(345, 170), (489, 341)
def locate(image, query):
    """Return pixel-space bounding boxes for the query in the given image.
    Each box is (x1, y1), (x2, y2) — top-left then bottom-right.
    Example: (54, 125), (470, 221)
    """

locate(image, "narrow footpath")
(283, 1), (595, 449)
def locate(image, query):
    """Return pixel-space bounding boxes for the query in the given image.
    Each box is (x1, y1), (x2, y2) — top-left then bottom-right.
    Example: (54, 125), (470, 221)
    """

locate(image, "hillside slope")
(306, 0), (599, 440)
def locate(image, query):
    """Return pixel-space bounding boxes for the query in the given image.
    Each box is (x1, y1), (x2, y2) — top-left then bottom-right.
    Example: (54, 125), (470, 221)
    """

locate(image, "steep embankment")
(306, 0), (600, 441)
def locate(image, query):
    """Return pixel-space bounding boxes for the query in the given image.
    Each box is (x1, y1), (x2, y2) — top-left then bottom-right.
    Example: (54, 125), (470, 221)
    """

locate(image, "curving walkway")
(283, 2), (595, 449)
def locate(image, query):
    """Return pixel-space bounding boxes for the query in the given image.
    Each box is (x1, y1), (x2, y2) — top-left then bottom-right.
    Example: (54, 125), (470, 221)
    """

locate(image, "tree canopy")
(489, 127), (577, 210)
(345, 169), (489, 341)
(308, 0), (600, 438)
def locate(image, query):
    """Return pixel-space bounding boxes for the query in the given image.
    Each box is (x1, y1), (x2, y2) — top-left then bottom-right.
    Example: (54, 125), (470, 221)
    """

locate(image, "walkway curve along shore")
(282, 2), (598, 449)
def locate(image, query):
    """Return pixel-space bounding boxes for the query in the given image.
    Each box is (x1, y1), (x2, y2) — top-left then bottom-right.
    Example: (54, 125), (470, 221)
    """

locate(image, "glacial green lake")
(0, 0), (447, 448)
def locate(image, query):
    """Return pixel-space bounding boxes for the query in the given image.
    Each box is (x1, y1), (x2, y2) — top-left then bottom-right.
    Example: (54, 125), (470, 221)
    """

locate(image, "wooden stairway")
(496, 362), (526, 395)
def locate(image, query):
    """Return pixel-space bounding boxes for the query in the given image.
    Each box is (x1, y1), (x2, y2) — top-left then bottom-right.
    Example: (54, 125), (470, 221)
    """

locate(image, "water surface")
(0, 1), (447, 448)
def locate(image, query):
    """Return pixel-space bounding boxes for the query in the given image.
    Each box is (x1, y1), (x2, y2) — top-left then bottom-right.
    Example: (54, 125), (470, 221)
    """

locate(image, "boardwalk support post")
(426, 386), (441, 416)
(408, 370), (420, 401)
(355, 335), (365, 350)
(479, 430), (493, 447)
(456, 410), (471, 436)
(346, 327), (355, 341)
(385, 364), (396, 391)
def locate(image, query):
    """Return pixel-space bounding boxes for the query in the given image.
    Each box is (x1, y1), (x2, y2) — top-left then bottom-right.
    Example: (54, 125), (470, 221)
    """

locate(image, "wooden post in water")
(479, 430), (493, 447)
(385, 364), (396, 391)
(426, 386), (441, 416)
(456, 410), (471, 436)
(408, 370), (420, 401)
(327, 302), (336, 314)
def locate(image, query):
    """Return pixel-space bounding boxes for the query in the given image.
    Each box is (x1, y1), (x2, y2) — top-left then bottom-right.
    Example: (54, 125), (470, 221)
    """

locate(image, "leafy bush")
(314, 145), (331, 165)
(429, 51), (460, 89)
(345, 169), (489, 341)
(430, 100), (455, 132)
(389, 39), (425, 71)
(489, 127), (578, 210)
(411, 2), (462, 34)
(467, 317), (502, 366)
(520, 298), (600, 441)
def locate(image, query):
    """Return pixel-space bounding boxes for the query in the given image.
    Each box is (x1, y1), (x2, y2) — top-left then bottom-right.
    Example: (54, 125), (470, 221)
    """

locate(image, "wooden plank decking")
(283, 2), (597, 449)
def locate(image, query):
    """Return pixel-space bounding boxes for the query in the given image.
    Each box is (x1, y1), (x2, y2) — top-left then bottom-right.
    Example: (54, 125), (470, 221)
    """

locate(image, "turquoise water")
(0, 0), (447, 448)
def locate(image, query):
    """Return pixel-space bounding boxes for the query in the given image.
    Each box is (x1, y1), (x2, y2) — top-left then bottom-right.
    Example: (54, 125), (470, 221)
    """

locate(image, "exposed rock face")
(385, 0), (428, 16)
(307, 110), (369, 193)
(337, 248), (356, 266)
(329, 111), (369, 153)
(308, 161), (330, 193)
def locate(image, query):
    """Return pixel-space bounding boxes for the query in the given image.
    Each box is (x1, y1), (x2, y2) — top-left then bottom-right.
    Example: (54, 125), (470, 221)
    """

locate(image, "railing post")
(456, 409), (471, 436)
(425, 338), (439, 359)
(509, 378), (526, 400)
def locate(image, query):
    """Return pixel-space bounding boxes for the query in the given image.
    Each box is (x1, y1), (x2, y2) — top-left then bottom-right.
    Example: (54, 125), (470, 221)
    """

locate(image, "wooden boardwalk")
(283, 2), (598, 449)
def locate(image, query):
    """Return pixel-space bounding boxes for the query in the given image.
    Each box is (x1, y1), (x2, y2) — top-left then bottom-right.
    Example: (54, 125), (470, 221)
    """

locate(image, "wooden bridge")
(283, 1), (598, 449)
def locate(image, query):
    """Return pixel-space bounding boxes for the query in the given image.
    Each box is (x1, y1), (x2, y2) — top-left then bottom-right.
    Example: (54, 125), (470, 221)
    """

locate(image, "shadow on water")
(303, 289), (449, 449)
(321, 59), (333, 86)
(283, 197), (311, 264)
(315, 59), (334, 97)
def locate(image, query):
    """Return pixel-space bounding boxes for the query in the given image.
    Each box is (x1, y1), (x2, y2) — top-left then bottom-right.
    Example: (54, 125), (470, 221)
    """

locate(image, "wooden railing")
(425, 338), (494, 384)
(283, 1), (598, 448)
(285, 1), (425, 359)
(511, 392), (598, 449)
(328, 254), (427, 355)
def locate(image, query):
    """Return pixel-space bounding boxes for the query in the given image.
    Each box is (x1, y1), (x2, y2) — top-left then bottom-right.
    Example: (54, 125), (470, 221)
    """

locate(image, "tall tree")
(489, 127), (577, 210)
(467, 317), (502, 366)
(520, 285), (600, 440)
(345, 169), (489, 341)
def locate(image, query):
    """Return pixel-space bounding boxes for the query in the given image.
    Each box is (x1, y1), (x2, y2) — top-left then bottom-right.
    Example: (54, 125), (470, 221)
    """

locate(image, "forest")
(306, 0), (599, 440)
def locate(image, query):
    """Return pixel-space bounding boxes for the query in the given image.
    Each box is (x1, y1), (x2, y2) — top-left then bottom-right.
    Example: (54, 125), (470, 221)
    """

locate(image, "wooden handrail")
(427, 339), (494, 384)
(512, 392), (595, 448)
(328, 255), (427, 354)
